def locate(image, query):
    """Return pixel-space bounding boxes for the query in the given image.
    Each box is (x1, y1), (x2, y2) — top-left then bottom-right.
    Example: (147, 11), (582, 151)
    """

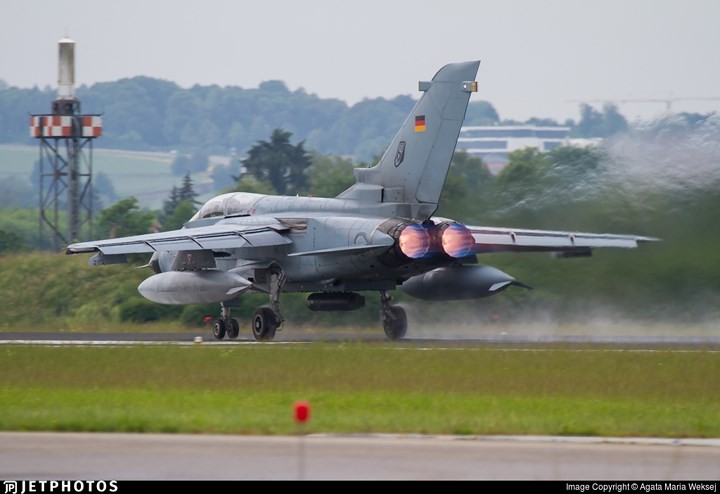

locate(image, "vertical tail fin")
(339, 61), (480, 219)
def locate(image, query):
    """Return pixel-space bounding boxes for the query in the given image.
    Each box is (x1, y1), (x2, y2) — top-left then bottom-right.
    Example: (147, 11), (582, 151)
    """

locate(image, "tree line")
(1, 76), (630, 162)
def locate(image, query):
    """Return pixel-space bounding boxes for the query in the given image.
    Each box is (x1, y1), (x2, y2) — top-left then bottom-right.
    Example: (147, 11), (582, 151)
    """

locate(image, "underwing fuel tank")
(399, 265), (530, 301)
(138, 271), (253, 305)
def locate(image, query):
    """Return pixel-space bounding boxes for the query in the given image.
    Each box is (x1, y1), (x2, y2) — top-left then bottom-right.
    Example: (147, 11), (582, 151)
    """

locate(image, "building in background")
(456, 125), (599, 174)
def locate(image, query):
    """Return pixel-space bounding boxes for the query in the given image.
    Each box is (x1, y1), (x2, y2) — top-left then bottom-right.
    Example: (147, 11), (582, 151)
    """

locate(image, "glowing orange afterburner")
(398, 224), (431, 259)
(441, 223), (475, 258)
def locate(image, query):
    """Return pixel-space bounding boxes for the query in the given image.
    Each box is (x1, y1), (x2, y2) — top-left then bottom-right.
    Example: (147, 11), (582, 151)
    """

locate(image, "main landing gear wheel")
(383, 305), (407, 340)
(212, 319), (226, 340)
(380, 290), (407, 340)
(226, 318), (240, 339)
(252, 307), (278, 341)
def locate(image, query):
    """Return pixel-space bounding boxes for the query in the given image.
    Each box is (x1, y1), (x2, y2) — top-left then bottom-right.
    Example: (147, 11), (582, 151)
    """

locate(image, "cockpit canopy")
(189, 192), (265, 222)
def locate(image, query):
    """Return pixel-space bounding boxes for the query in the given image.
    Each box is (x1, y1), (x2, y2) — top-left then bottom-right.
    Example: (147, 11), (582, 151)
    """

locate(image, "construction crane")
(568, 97), (720, 113)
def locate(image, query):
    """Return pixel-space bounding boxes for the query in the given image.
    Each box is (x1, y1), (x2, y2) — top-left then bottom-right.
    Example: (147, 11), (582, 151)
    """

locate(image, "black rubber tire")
(226, 318), (240, 339)
(383, 306), (407, 340)
(251, 308), (277, 341)
(212, 319), (226, 340)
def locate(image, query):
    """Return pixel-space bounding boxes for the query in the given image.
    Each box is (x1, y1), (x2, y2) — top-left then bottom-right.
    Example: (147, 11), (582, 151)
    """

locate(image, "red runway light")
(294, 401), (310, 424)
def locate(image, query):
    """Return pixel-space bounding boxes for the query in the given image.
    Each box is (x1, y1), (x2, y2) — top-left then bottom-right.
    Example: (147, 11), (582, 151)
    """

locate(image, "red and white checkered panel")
(30, 116), (72, 137)
(29, 115), (102, 138)
(30, 116), (39, 137)
(82, 116), (102, 137)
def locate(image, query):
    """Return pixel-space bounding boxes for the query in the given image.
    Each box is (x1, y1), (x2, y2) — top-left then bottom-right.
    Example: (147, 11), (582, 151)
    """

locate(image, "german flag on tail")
(414, 115), (426, 132)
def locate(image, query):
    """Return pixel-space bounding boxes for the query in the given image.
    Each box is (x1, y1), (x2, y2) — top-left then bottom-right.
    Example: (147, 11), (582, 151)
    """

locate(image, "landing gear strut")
(381, 291), (407, 340)
(212, 302), (240, 340)
(250, 265), (286, 342)
(268, 266), (286, 331)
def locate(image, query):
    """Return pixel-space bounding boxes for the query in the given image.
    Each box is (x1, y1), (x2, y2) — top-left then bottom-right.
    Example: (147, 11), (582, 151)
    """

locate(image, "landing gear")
(212, 302), (240, 340)
(249, 265), (286, 342)
(226, 318), (240, 339)
(211, 265), (287, 342)
(267, 265), (286, 331)
(381, 291), (407, 340)
(252, 307), (278, 341)
(212, 319), (226, 340)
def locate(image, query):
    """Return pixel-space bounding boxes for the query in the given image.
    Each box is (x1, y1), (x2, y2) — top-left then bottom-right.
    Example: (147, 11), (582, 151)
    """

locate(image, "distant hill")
(0, 76), (500, 162)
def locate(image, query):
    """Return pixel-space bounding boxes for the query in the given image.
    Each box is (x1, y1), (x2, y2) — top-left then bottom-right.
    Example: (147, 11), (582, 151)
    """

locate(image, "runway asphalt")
(2, 330), (720, 347)
(1, 432), (719, 480)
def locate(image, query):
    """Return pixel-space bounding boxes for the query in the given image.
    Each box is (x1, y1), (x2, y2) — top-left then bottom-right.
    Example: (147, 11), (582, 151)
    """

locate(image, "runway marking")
(307, 432), (720, 448)
(0, 340), (308, 347)
(403, 347), (720, 353)
(0, 339), (718, 353)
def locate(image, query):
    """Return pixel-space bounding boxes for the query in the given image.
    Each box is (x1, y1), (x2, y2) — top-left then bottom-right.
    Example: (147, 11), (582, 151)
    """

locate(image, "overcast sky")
(2, 0), (719, 122)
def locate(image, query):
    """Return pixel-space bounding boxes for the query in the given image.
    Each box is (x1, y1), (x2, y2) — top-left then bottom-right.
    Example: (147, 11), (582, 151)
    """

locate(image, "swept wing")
(66, 218), (291, 257)
(462, 224), (658, 255)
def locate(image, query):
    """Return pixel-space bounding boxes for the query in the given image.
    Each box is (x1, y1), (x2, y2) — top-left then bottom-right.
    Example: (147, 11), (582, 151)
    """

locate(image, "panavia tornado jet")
(67, 61), (656, 341)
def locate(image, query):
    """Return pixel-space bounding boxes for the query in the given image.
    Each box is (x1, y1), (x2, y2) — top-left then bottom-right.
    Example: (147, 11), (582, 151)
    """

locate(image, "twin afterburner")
(398, 222), (475, 259)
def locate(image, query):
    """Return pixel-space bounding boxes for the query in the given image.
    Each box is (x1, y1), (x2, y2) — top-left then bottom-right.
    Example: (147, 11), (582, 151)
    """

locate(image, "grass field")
(1, 343), (718, 437)
(0, 145), (214, 209)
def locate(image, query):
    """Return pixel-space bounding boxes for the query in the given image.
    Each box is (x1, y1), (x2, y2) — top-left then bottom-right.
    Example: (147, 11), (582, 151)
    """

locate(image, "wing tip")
(66, 246), (98, 255)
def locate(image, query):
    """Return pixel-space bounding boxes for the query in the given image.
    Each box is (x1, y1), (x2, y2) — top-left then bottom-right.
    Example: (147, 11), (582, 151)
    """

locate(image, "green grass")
(0, 145), (213, 209)
(1, 344), (718, 437)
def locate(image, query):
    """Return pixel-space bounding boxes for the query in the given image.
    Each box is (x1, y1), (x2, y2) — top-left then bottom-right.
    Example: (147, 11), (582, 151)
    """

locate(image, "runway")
(1, 432), (719, 480)
(2, 330), (720, 348)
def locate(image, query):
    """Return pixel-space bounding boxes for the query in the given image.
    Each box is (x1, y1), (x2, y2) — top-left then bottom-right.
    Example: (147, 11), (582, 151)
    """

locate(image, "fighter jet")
(67, 61), (656, 341)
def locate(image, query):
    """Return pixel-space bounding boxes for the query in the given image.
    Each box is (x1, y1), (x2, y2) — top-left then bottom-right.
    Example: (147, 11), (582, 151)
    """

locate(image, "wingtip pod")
(598, 233), (661, 248)
(594, 233), (661, 246)
(66, 243), (94, 255)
